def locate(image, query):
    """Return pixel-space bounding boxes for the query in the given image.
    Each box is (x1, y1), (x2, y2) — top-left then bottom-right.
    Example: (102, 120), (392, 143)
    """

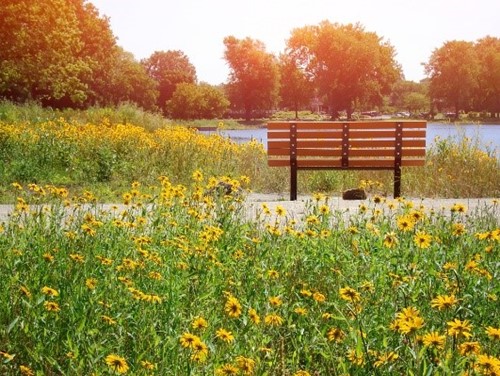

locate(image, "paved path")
(2, 194), (497, 223)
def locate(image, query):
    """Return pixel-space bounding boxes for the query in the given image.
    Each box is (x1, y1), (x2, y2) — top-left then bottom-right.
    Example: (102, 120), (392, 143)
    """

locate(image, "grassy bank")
(0, 177), (499, 375)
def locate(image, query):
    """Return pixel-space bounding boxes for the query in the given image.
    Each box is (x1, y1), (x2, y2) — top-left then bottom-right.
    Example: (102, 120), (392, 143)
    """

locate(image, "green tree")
(278, 52), (314, 118)
(286, 21), (401, 119)
(0, 0), (118, 107)
(223, 36), (280, 120)
(105, 48), (158, 111)
(167, 83), (229, 120)
(141, 50), (197, 114)
(425, 41), (480, 118)
(475, 36), (500, 117)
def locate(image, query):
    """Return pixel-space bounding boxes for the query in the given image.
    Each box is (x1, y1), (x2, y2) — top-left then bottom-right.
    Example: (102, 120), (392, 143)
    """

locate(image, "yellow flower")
(191, 317), (208, 331)
(0, 351), (14, 361)
(431, 294), (458, 310)
(383, 232), (398, 248)
(236, 356), (256, 375)
(275, 205), (287, 217)
(19, 365), (34, 376)
(44, 301), (60, 312)
(475, 354), (500, 374)
(101, 315), (117, 325)
(339, 286), (361, 303)
(399, 316), (425, 335)
(397, 215), (415, 232)
(216, 328), (235, 343)
(249, 308), (261, 324)
(451, 203), (467, 214)
(414, 231), (432, 249)
(225, 296), (242, 318)
(458, 341), (481, 356)
(447, 319), (473, 338)
(85, 278), (97, 290)
(312, 291), (326, 302)
(105, 354), (129, 374)
(264, 314), (284, 326)
(327, 327), (345, 342)
(452, 223), (466, 236)
(192, 338), (209, 358)
(140, 360), (156, 370)
(422, 331), (446, 349)
(293, 371), (311, 376)
(216, 364), (239, 375)
(294, 307), (307, 316)
(269, 296), (283, 307)
(373, 351), (399, 367)
(486, 326), (500, 340)
(41, 286), (59, 297)
(179, 332), (199, 348)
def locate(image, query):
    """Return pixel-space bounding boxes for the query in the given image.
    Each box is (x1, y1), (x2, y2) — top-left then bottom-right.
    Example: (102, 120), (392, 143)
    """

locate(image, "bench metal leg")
(393, 166), (401, 198)
(290, 164), (297, 201)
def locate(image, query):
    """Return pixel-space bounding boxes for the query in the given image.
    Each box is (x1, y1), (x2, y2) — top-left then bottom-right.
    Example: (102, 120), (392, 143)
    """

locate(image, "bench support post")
(394, 122), (403, 198)
(290, 122), (298, 201)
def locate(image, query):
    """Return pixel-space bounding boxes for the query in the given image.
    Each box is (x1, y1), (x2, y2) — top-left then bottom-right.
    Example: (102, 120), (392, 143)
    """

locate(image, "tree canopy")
(167, 83), (229, 120)
(223, 36), (280, 120)
(0, 0), (117, 107)
(286, 21), (402, 119)
(141, 50), (197, 114)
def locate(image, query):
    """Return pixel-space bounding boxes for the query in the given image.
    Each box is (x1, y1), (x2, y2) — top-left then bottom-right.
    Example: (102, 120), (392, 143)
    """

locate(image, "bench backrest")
(267, 121), (427, 169)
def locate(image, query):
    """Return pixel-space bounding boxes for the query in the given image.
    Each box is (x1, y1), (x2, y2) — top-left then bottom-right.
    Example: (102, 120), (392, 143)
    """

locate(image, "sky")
(90, 0), (499, 85)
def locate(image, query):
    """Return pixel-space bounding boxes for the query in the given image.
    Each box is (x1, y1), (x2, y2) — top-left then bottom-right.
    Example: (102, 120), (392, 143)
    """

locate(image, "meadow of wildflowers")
(1, 116), (499, 201)
(0, 175), (499, 375)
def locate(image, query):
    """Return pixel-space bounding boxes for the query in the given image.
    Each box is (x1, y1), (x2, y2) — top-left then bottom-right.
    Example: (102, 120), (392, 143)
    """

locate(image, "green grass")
(0, 178), (499, 375)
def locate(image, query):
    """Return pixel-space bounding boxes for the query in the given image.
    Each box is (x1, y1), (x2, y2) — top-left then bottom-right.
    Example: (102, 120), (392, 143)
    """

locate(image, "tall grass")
(0, 178), (499, 375)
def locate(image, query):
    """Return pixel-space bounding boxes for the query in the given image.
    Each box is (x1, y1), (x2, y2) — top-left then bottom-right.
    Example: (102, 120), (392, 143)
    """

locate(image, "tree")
(286, 21), (402, 119)
(223, 36), (280, 120)
(105, 48), (158, 111)
(141, 50), (197, 114)
(475, 36), (500, 117)
(0, 0), (118, 107)
(390, 80), (429, 114)
(278, 52), (314, 118)
(167, 83), (229, 120)
(425, 41), (480, 118)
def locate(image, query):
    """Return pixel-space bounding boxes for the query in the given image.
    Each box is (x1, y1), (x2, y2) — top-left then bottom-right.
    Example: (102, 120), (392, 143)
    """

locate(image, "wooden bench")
(267, 121), (427, 200)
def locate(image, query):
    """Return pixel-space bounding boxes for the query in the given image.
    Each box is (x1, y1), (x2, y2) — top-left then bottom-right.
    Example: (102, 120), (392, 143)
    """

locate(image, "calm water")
(200, 123), (500, 153)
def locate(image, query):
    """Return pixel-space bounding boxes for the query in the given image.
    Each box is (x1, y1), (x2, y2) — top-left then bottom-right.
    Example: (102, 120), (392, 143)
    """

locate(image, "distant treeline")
(1, 1), (499, 120)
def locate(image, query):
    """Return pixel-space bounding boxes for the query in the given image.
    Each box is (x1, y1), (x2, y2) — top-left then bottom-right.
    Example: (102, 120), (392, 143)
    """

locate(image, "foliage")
(223, 36), (280, 121)
(0, 0), (116, 107)
(103, 48), (159, 111)
(278, 52), (314, 118)
(167, 83), (229, 120)
(141, 50), (197, 114)
(0, 179), (499, 375)
(286, 21), (402, 119)
(475, 37), (500, 117)
(425, 41), (480, 117)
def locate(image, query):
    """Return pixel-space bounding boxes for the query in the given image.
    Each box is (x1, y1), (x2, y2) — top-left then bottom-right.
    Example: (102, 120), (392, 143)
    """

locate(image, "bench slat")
(268, 148), (426, 157)
(268, 121), (426, 131)
(268, 139), (426, 149)
(268, 159), (425, 167)
(268, 129), (427, 139)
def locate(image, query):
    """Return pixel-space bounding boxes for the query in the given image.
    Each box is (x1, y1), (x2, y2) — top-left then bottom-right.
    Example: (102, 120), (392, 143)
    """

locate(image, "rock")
(342, 188), (367, 200)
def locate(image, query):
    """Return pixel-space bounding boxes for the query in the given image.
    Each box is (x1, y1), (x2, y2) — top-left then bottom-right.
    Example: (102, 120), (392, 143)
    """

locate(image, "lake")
(200, 122), (500, 154)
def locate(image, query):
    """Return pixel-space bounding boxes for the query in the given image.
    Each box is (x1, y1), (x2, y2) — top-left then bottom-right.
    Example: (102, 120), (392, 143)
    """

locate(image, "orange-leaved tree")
(286, 21), (402, 119)
(223, 36), (280, 121)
